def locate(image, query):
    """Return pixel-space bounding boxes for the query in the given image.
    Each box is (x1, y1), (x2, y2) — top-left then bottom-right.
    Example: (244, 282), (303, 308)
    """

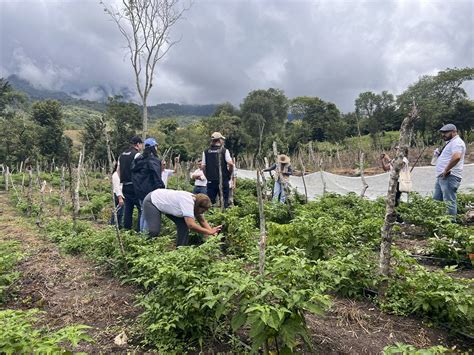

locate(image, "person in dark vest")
(118, 136), (143, 231)
(201, 132), (234, 208)
(131, 137), (165, 231)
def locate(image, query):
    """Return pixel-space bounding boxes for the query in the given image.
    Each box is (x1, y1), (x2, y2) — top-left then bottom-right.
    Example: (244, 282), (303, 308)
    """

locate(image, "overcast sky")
(1, 0), (473, 112)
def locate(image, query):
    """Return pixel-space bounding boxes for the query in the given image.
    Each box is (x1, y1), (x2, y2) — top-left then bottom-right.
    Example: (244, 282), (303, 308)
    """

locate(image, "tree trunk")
(27, 168), (33, 217)
(74, 148), (83, 216)
(298, 155), (308, 203)
(379, 103), (418, 296)
(142, 97), (148, 140)
(5, 166), (9, 192)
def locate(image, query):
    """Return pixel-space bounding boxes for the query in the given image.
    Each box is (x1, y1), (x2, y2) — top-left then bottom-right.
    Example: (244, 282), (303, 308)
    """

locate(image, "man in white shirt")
(161, 156), (179, 188)
(433, 124), (466, 217)
(142, 189), (222, 246)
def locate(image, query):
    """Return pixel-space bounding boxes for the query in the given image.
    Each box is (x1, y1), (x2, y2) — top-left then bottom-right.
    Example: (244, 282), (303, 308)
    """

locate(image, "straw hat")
(278, 154), (290, 164)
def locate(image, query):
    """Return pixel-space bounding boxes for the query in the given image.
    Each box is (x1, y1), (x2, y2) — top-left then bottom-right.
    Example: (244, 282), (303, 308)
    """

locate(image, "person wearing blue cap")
(131, 137), (165, 231)
(432, 123), (466, 217)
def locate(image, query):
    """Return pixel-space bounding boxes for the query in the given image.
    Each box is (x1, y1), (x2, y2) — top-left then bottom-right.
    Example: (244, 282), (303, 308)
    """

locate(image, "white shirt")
(161, 169), (175, 188)
(436, 136), (466, 178)
(201, 148), (232, 165)
(150, 189), (195, 218)
(390, 157), (409, 173)
(191, 168), (207, 187)
(112, 171), (123, 197)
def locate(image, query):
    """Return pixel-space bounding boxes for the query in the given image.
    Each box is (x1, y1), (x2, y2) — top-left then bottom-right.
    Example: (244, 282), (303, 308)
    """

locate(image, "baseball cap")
(130, 136), (143, 145)
(439, 124), (457, 132)
(144, 137), (158, 147)
(211, 132), (226, 140)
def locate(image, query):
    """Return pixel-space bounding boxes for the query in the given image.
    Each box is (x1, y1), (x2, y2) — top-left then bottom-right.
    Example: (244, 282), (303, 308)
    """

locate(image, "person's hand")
(210, 225), (222, 235)
(440, 170), (451, 179)
(118, 196), (124, 206)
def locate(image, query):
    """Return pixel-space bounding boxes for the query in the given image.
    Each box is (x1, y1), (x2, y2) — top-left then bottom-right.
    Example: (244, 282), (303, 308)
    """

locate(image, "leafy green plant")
(383, 342), (449, 354)
(0, 241), (24, 304)
(0, 309), (92, 353)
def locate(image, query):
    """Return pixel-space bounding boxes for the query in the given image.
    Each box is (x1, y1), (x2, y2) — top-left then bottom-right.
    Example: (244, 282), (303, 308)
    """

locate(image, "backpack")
(131, 155), (165, 200)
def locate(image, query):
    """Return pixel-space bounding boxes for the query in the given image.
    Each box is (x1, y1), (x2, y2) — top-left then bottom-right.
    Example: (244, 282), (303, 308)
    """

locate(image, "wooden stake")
(256, 170), (267, 275)
(359, 152), (369, 197)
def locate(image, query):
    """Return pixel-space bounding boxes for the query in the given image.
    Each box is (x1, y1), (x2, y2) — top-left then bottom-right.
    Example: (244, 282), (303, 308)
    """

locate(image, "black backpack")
(131, 155), (165, 200)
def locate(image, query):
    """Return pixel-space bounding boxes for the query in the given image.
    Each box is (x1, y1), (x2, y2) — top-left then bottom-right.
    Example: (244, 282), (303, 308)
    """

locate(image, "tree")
(102, 0), (189, 139)
(440, 99), (474, 139)
(212, 102), (240, 117)
(80, 115), (109, 165)
(240, 88), (288, 154)
(290, 96), (345, 143)
(31, 100), (67, 162)
(106, 96), (142, 156)
(397, 67), (474, 142)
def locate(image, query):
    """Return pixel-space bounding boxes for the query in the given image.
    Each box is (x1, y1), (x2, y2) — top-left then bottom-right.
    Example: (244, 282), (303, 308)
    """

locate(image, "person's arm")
(440, 152), (462, 178)
(380, 154), (391, 172)
(184, 216), (221, 235)
(225, 150), (234, 174)
(263, 164), (276, 172)
(173, 156), (180, 174)
(201, 152), (207, 178)
(285, 165), (293, 176)
(112, 173), (124, 206)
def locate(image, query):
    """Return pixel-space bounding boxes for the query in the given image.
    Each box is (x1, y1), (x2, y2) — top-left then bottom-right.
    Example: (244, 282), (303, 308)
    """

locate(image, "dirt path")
(0, 192), (142, 352)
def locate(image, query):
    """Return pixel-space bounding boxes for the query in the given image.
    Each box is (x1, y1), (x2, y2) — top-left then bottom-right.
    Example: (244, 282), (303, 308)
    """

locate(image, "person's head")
(197, 159), (203, 169)
(439, 123), (458, 141)
(161, 160), (166, 169)
(194, 193), (212, 215)
(210, 132), (225, 147)
(144, 137), (158, 157)
(130, 136), (143, 151)
(277, 154), (290, 166)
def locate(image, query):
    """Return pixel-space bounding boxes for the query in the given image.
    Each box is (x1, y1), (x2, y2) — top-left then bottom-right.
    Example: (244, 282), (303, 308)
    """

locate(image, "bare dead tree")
(379, 103), (418, 296)
(74, 147), (84, 216)
(102, 0), (190, 138)
(298, 154), (308, 203)
(58, 166), (65, 217)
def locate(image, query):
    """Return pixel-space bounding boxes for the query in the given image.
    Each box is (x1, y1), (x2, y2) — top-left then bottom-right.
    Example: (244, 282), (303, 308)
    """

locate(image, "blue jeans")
(139, 199), (148, 232)
(193, 185), (207, 194)
(433, 174), (461, 216)
(273, 180), (288, 203)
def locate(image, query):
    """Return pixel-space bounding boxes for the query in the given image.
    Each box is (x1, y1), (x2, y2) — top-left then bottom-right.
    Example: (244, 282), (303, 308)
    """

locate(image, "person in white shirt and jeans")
(433, 123), (466, 217)
(110, 163), (124, 228)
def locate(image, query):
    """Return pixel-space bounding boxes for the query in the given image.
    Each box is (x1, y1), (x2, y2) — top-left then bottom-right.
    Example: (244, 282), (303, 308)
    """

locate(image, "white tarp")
(238, 164), (474, 200)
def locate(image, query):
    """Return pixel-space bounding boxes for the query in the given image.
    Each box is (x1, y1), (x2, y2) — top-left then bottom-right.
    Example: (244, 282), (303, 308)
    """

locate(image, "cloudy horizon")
(1, 0), (473, 112)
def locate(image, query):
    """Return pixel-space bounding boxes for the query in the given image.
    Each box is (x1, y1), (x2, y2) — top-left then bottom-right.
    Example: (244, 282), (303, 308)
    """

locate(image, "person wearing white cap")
(201, 132), (234, 208)
(433, 123), (466, 217)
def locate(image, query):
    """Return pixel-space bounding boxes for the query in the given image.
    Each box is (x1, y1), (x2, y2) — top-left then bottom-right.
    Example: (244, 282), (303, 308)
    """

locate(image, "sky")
(0, 0), (473, 112)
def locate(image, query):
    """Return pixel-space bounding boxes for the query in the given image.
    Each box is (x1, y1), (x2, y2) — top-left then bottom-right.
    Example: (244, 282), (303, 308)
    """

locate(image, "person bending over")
(142, 190), (222, 246)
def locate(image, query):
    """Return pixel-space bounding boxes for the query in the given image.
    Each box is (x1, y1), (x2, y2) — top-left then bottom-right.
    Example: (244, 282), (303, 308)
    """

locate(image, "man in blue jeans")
(433, 124), (466, 217)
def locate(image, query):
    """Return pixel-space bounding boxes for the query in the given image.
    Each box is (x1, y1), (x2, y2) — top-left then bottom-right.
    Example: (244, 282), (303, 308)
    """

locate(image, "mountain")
(6, 75), (217, 118)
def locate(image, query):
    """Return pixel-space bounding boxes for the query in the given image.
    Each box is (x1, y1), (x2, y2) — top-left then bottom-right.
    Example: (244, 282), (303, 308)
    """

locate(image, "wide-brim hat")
(211, 132), (226, 140)
(278, 154), (290, 164)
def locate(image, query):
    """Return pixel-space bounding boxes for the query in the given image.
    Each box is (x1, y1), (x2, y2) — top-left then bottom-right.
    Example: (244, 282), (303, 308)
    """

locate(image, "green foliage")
(397, 194), (449, 233)
(0, 309), (92, 353)
(382, 251), (474, 334)
(0, 241), (24, 304)
(383, 342), (449, 354)
(81, 193), (110, 220)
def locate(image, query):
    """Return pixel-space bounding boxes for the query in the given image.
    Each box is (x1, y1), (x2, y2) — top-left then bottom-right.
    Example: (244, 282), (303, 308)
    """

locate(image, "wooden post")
(35, 180), (47, 227)
(359, 152), (369, 197)
(27, 168), (33, 217)
(218, 147), (225, 211)
(318, 158), (327, 195)
(101, 116), (125, 257)
(298, 155), (308, 203)
(5, 166), (9, 192)
(74, 148), (83, 216)
(58, 166), (65, 217)
(256, 170), (267, 275)
(379, 103), (418, 296)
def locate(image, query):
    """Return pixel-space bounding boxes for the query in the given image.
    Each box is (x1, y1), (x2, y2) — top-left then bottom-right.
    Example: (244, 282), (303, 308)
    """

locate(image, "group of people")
(380, 123), (466, 219)
(111, 132), (240, 246)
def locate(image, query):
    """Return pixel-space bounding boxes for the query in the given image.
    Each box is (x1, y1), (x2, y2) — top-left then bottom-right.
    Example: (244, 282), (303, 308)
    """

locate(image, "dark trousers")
(395, 182), (402, 207)
(206, 180), (230, 208)
(110, 194), (124, 228)
(142, 193), (190, 246)
(122, 184), (141, 232)
(192, 185), (207, 194)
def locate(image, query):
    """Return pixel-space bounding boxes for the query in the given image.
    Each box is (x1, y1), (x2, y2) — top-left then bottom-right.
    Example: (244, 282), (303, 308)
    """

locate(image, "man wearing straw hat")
(264, 154), (293, 203)
(202, 132), (234, 208)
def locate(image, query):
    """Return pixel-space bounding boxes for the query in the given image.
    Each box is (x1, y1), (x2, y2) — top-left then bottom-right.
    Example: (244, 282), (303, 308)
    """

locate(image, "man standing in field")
(433, 124), (466, 217)
(202, 132), (234, 209)
(118, 136), (143, 231)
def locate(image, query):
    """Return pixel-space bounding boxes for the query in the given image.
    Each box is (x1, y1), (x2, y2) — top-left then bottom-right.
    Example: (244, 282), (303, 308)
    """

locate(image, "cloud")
(0, 0), (472, 112)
